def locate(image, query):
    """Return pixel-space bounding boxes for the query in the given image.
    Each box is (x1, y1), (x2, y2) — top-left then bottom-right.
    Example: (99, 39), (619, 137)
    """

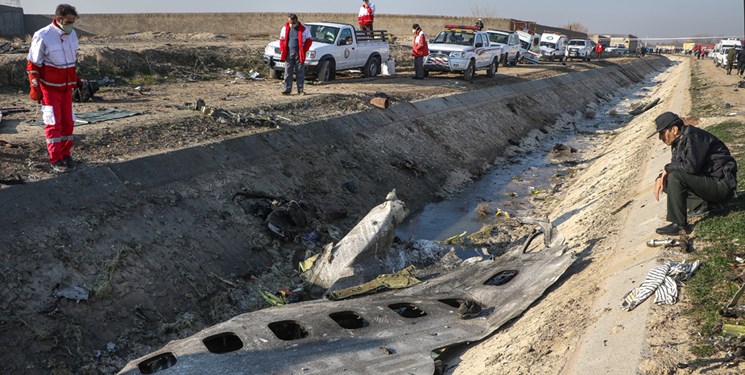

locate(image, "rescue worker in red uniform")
(27, 4), (81, 173)
(358, 0), (375, 31)
(411, 24), (429, 80)
(594, 42), (604, 59)
(279, 14), (312, 95)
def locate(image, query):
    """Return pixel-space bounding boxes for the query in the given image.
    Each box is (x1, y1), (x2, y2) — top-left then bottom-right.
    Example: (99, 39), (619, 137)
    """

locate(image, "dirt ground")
(0, 31), (695, 375)
(1, 32), (629, 183)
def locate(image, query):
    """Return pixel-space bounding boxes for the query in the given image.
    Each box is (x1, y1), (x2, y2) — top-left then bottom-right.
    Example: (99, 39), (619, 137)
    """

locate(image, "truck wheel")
(486, 58), (497, 77)
(318, 60), (336, 82)
(363, 56), (381, 78)
(464, 60), (475, 82)
(511, 53), (520, 66)
(271, 69), (283, 80)
(502, 53), (509, 67)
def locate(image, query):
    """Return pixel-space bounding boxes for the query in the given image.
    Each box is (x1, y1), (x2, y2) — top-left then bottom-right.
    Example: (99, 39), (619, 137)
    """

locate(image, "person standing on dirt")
(358, 0), (375, 31)
(726, 47), (737, 75)
(475, 19), (484, 31)
(411, 24), (429, 80)
(594, 42), (604, 59)
(652, 112), (738, 235)
(27, 4), (81, 173)
(737, 46), (745, 75)
(279, 14), (312, 95)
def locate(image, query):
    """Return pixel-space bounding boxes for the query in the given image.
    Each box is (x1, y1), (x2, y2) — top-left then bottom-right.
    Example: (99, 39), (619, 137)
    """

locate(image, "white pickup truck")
(485, 30), (521, 66)
(565, 39), (594, 61)
(263, 22), (390, 82)
(424, 25), (503, 82)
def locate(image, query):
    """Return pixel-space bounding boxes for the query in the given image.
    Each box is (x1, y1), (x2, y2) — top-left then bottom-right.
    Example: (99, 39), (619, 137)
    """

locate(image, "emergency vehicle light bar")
(444, 25), (479, 31)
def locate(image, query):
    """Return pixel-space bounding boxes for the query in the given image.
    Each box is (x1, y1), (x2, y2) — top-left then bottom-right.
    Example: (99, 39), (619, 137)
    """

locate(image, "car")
(263, 22), (390, 82)
(424, 25), (503, 81)
(604, 44), (628, 54)
(516, 30), (542, 64)
(485, 30), (521, 66)
(565, 39), (594, 61)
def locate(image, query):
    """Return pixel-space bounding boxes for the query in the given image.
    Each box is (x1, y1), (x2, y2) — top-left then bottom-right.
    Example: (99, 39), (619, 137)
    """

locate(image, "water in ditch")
(396, 77), (659, 244)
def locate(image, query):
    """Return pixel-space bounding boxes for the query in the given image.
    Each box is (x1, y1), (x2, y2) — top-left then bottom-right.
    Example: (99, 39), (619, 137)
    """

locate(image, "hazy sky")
(19, 0), (745, 39)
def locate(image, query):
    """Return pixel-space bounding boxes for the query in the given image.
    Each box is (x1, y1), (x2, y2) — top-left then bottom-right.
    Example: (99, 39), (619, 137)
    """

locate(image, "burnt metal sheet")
(119, 235), (575, 375)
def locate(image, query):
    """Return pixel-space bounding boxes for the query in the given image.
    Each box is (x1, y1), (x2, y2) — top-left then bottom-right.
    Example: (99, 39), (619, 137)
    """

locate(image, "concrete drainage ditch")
(0, 57), (672, 374)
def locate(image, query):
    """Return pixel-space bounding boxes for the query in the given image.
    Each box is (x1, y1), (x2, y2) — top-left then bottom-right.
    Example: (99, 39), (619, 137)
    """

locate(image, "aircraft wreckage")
(120, 191), (576, 375)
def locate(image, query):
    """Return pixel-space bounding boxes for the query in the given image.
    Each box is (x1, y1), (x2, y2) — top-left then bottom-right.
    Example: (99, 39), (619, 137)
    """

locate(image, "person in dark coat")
(737, 46), (745, 75)
(652, 112), (738, 235)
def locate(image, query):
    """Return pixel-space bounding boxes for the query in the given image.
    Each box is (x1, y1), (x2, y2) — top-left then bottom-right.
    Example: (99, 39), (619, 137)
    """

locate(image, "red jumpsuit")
(27, 21), (79, 164)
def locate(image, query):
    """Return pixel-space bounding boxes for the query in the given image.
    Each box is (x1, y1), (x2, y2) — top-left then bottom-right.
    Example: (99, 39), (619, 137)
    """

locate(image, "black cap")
(649, 111), (683, 138)
(412, 23), (420, 30)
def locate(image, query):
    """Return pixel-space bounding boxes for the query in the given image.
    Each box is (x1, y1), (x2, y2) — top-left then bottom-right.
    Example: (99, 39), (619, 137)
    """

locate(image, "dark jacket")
(666, 125), (738, 190)
(737, 49), (745, 66)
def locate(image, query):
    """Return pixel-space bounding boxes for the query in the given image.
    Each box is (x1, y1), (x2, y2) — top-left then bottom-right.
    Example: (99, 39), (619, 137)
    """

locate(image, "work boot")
(297, 91), (306, 96)
(655, 223), (689, 235)
(51, 160), (69, 173)
(281, 90), (291, 95)
(63, 155), (75, 170)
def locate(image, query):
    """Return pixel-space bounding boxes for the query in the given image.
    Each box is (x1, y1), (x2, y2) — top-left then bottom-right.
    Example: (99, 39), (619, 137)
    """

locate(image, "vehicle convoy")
(565, 39), (594, 61)
(263, 22), (390, 82)
(424, 25), (503, 81)
(485, 30), (521, 66)
(539, 33), (567, 62)
(516, 30), (542, 64)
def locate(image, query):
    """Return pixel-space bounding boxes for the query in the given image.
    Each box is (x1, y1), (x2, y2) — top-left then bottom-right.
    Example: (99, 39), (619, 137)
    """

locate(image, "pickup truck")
(263, 22), (390, 82)
(565, 39), (594, 61)
(485, 30), (521, 66)
(424, 25), (503, 82)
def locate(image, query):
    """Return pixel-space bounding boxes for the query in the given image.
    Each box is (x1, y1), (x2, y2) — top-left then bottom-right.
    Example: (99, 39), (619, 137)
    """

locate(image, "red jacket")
(279, 22), (313, 63)
(595, 43), (604, 53)
(27, 21), (79, 92)
(358, 3), (375, 26)
(412, 30), (429, 57)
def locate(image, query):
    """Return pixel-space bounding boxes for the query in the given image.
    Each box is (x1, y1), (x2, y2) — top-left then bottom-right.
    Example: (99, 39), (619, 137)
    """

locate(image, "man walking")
(652, 112), (738, 235)
(358, 0), (375, 31)
(411, 24), (429, 80)
(279, 14), (312, 95)
(27, 4), (81, 173)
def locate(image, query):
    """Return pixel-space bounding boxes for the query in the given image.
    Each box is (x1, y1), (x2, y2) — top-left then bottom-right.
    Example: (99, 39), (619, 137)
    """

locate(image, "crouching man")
(653, 112), (738, 235)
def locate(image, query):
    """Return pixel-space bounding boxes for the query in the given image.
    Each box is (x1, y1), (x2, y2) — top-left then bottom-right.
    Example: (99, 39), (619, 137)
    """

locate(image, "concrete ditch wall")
(22, 12), (586, 40)
(0, 57), (669, 372)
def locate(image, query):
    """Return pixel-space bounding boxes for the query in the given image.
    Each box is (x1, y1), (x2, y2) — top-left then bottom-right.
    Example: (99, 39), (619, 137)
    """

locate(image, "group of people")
(25, 5), (741, 237)
(725, 44), (745, 75)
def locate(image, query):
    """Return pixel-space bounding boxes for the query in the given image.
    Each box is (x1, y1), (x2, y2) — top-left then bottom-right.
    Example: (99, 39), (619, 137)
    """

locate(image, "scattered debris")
(0, 40), (28, 54)
(389, 159), (426, 176)
(0, 107), (30, 116)
(458, 299), (483, 319)
(551, 143), (578, 156)
(54, 284), (89, 302)
(192, 99), (282, 128)
(645, 238), (684, 248)
(629, 98), (660, 116)
(28, 109), (144, 126)
(327, 266), (421, 300)
(73, 79), (100, 102)
(370, 96), (390, 109)
(620, 259), (701, 311)
(721, 283), (745, 318)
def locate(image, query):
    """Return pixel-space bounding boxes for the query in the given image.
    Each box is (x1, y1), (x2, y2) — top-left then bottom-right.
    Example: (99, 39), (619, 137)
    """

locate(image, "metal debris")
(54, 285), (89, 302)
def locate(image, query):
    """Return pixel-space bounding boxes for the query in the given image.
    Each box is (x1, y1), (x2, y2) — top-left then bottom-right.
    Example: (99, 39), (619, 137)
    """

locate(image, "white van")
(714, 38), (741, 67)
(539, 33), (568, 62)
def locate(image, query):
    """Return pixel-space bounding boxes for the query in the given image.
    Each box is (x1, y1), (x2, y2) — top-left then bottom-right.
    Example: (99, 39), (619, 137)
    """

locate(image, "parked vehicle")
(539, 33), (567, 62)
(604, 44), (628, 54)
(516, 30), (541, 64)
(714, 39), (741, 67)
(424, 25), (503, 81)
(485, 30), (521, 66)
(565, 39), (594, 61)
(263, 22), (390, 82)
